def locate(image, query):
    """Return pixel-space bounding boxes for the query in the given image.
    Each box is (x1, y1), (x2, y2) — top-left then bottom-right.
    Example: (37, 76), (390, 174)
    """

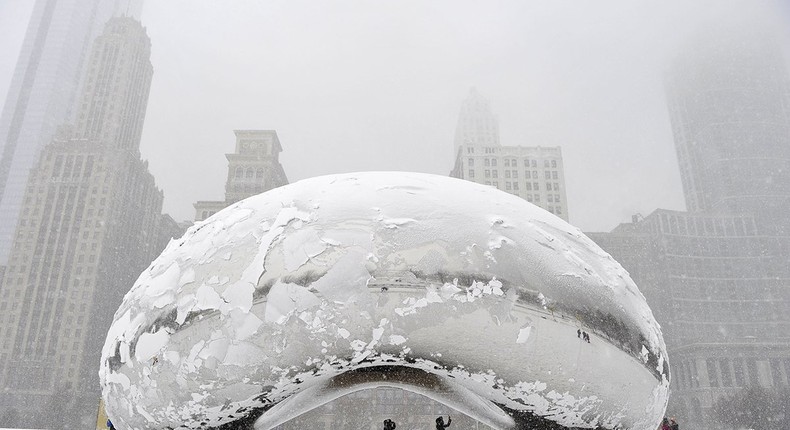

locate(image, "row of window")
(468, 168), (561, 181)
(477, 177), (562, 193)
(233, 166), (268, 180)
(469, 158), (559, 169)
(674, 356), (790, 391)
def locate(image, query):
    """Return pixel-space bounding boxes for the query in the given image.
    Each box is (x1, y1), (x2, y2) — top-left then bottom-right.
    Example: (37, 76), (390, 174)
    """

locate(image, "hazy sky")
(1, 1), (788, 231)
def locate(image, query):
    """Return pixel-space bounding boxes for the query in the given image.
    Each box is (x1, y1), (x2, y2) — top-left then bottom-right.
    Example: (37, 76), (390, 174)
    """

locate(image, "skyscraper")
(0, 0), (136, 265)
(194, 130), (288, 221)
(589, 28), (790, 430)
(453, 88), (500, 157)
(665, 30), (790, 225)
(0, 17), (174, 429)
(449, 90), (570, 222)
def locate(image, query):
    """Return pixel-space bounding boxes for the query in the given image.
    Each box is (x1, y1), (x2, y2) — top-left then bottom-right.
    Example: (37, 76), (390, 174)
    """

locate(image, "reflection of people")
(384, 418), (397, 430)
(435, 415), (452, 429)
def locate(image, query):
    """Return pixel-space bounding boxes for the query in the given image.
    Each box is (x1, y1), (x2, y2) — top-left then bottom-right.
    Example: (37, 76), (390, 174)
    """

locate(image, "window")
(556, 206), (562, 214)
(513, 182), (519, 190)
(533, 182), (539, 191)
(733, 358), (745, 386)
(534, 194), (540, 202)
(505, 182), (511, 190)
(552, 171), (558, 179)
(468, 169), (474, 178)
(555, 194), (560, 201)
(467, 147), (474, 154)
(491, 159), (497, 166)
(512, 170), (518, 178)
(235, 167), (243, 178)
(485, 159), (490, 167)
(246, 168), (254, 179)
(468, 158), (474, 167)
(531, 160), (537, 167)
(526, 183), (532, 190)
(545, 171), (551, 179)
(720, 359), (733, 387)
(525, 171), (531, 179)
(485, 170), (491, 178)
(544, 160), (550, 168)
(505, 170), (511, 178)
(548, 195), (554, 203)
(524, 159), (530, 167)
(546, 183), (552, 191)
(706, 358), (719, 387)
(551, 160), (557, 168)
(504, 159), (510, 167)
(492, 170), (498, 178)
(492, 181), (498, 187)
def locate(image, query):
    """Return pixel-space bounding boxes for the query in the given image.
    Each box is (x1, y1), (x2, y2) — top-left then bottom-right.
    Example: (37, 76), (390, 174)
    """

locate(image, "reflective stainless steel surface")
(100, 172), (669, 429)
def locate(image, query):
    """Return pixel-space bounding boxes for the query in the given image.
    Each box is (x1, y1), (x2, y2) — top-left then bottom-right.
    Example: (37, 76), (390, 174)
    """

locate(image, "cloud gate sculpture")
(99, 172), (669, 430)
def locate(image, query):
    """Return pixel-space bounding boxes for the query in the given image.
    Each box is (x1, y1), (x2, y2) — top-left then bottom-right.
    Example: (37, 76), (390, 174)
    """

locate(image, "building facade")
(194, 130), (288, 221)
(0, 0), (137, 265)
(0, 17), (178, 429)
(453, 88), (500, 156)
(589, 28), (790, 430)
(665, 30), (790, 226)
(450, 145), (569, 222)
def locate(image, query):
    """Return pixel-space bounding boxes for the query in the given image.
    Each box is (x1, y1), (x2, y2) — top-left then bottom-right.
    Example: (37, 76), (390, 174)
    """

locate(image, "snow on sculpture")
(99, 172), (669, 430)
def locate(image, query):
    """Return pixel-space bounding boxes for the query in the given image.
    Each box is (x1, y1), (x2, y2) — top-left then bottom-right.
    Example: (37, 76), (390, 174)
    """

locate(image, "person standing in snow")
(383, 418), (396, 429)
(669, 417), (679, 430)
(577, 328), (581, 338)
(436, 415), (452, 429)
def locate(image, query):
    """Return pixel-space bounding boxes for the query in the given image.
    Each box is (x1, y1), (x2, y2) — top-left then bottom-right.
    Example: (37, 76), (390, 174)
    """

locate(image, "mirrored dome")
(100, 172), (669, 430)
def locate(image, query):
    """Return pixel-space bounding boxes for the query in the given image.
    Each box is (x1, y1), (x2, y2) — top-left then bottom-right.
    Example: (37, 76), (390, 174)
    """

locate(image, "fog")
(1, 1), (790, 429)
(4, 0), (785, 230)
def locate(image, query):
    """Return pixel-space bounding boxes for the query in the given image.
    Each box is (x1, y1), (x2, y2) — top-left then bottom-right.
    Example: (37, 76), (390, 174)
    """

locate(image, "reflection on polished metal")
(99, 172), (669, 430)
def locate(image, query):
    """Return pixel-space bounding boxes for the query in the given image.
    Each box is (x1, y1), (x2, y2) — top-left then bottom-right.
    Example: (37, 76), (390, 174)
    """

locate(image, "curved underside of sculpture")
(99, 172), (669, 430)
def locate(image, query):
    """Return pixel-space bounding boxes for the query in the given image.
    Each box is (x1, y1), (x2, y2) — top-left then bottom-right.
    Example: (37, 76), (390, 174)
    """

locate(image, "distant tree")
(712, 386), (790, 430)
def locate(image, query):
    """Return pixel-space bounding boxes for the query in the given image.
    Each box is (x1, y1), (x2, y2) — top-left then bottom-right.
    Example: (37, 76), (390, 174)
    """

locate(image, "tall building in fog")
(194, 130), (288, 221)
(665, 31), (790, 226)
(0, 17), (178, 429)
(589, 29), (790, 430)
(453, 88), (500, 156)
(450, 90), (570, 222)
(0, 0), (139, 266)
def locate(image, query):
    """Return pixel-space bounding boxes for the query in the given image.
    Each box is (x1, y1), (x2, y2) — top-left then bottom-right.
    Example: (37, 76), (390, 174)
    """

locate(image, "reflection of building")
(274, 387), (493, 430)
(194, 130), (288, 221)
(0, 0), (136, 265)
(0, 17), (180, 429)
(449, 90), (569, 222)
(589, 29), (790, 430)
